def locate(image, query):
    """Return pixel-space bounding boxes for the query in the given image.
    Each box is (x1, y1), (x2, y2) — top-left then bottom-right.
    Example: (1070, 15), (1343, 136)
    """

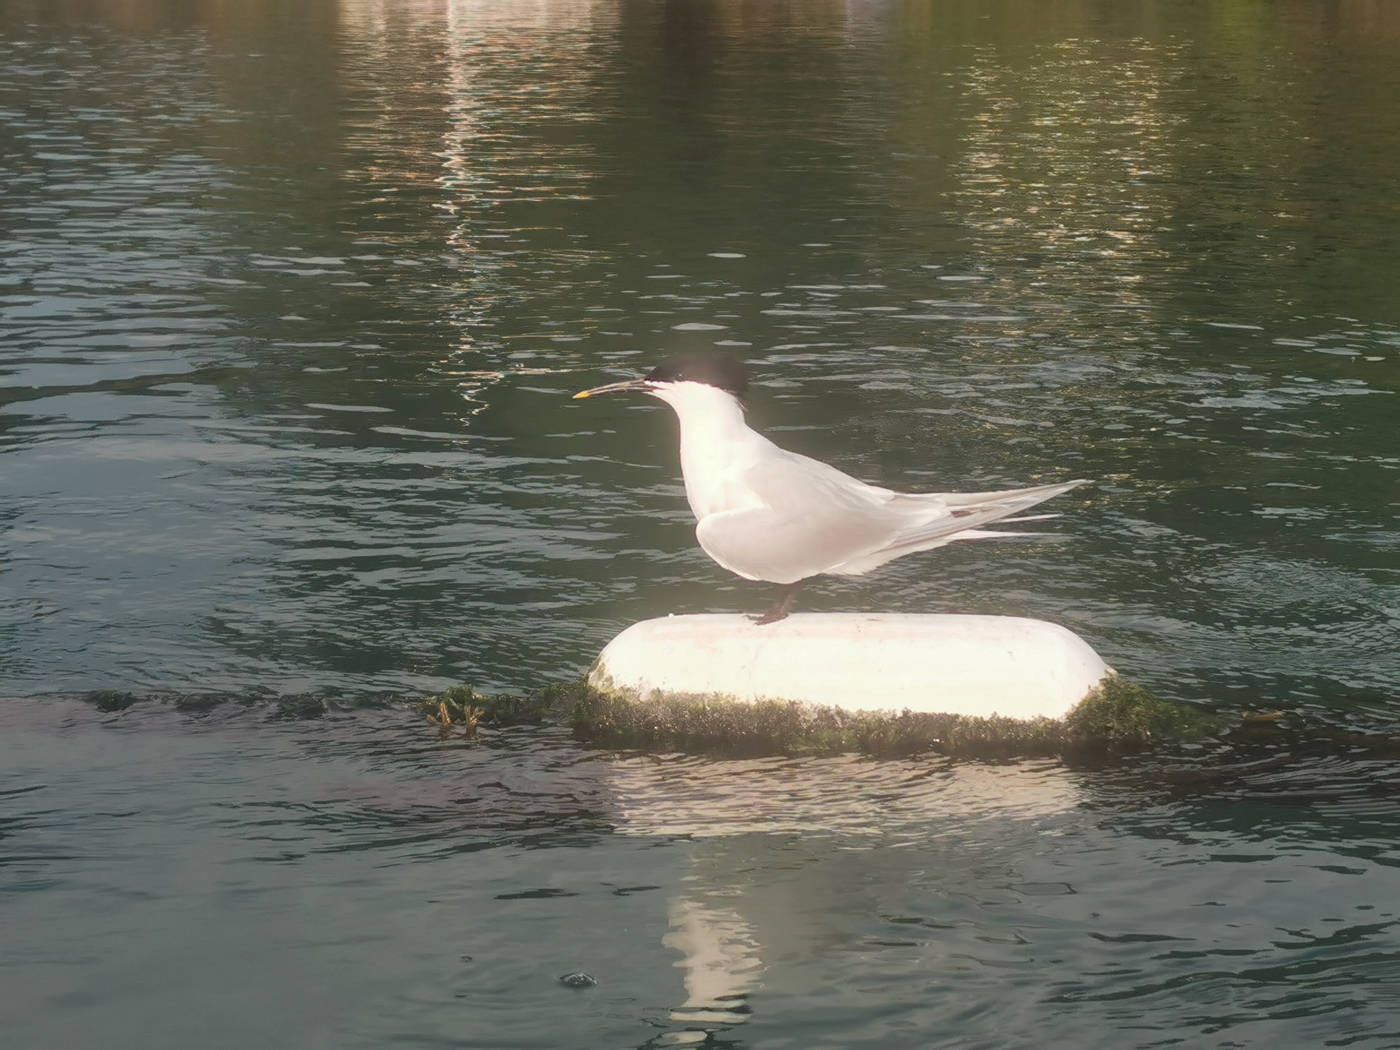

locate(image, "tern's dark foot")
(749, 604), (791, 626)
(748, 579), (808, 626)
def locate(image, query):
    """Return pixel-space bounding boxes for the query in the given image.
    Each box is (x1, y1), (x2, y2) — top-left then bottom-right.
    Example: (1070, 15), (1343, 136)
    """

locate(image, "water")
(2, 1), (1399, 1046)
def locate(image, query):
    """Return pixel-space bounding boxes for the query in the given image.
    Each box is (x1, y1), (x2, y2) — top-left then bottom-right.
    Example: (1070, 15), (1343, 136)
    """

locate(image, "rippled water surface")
(3, 1), (1399, 1046)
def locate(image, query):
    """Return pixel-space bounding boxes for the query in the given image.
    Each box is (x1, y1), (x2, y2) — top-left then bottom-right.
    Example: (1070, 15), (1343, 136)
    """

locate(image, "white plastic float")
(590, 613), (1112, 721)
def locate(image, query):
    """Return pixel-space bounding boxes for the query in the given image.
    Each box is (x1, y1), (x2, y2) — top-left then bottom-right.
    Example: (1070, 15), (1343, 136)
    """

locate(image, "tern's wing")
(693, 449), (901, 584)
(696, 454), (1086, 583)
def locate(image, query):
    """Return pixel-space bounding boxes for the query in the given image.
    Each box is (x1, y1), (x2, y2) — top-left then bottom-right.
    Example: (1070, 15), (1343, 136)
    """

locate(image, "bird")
(573, 353), (1086, 625)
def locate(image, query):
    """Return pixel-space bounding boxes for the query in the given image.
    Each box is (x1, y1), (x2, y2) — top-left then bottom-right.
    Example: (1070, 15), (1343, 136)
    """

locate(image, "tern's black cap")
(645, 353), (749, 396)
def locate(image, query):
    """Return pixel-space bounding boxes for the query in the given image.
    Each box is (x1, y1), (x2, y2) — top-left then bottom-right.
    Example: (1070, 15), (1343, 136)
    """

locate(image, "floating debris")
(424, 687), (483, 739)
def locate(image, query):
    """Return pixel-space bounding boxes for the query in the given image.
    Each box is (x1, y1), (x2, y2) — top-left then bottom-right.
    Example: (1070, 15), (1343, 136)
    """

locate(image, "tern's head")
(573, 353), (749, 408)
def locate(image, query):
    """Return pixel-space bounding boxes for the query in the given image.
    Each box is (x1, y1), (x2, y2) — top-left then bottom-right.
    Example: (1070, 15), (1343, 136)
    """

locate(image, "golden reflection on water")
(946, 39), (1185, 315)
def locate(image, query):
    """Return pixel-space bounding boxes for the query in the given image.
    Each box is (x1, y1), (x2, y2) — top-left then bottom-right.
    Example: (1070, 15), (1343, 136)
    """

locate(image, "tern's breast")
(658, 382), (767, 521)
(679, 443), (762, 520)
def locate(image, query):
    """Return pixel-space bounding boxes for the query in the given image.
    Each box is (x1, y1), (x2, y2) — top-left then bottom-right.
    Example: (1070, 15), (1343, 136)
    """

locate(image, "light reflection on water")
(3, 0), (1396, 703)
(3, 0), (1400, 1046)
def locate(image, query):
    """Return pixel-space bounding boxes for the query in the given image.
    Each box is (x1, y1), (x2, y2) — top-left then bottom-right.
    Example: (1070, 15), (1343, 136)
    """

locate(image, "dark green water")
(2, 1), (1398, 1046)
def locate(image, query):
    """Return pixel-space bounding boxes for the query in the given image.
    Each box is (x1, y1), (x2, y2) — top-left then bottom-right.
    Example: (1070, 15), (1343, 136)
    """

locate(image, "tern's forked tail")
(829, 478), (1089, 575)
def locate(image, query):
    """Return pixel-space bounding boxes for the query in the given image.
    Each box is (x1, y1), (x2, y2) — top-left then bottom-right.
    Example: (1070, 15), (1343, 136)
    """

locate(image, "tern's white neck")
(649, 381), (764, 519)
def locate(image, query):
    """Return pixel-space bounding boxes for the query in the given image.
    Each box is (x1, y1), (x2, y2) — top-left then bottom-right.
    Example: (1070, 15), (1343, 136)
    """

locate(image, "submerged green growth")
(73, 688), (401, 720)
(1063, 674), (1222, 750)
(417, 674), (1217, 760)
(89, 690), (139, 713)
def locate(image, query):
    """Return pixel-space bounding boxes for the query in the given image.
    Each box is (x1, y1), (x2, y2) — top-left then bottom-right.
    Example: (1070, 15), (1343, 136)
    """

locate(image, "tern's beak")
(572, 378), (653, 400)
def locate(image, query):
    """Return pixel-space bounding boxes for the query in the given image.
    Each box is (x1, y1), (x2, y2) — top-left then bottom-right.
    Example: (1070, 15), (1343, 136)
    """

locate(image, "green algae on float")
(414, 675), (1221, 760)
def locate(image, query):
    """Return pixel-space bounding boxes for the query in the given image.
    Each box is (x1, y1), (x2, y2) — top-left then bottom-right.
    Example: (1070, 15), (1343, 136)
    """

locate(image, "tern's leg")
(750, 579), (808, 626)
